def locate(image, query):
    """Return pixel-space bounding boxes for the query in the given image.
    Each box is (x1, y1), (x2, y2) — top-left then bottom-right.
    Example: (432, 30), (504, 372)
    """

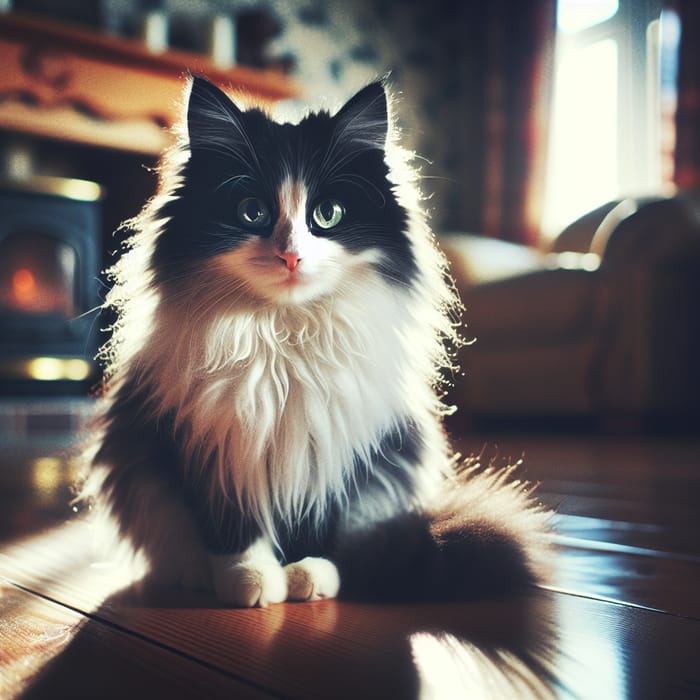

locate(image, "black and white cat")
(83, 76), (551, 607)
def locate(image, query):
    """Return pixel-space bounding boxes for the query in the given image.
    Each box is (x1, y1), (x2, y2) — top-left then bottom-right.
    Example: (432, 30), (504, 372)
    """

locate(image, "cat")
(81, 76), (551, 607)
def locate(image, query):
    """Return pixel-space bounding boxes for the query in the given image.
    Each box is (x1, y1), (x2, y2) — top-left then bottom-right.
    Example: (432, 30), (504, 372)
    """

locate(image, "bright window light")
(541, 1), (671, 241)
(542, 39), (618, 237)
(557, 0), (619, 33)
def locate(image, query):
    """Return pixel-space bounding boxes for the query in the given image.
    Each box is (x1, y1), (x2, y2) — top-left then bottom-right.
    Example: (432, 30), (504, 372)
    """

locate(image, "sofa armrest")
(549, 199), (622, 254)
(594, 194), (700, 267)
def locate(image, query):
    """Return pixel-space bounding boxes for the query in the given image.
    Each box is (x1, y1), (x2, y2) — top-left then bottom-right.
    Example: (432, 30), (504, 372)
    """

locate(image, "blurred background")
(0, 0), (698, 435)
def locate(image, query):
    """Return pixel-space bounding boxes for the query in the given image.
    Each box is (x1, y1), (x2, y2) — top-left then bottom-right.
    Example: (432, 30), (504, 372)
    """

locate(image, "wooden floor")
(1, 418), (699, 699)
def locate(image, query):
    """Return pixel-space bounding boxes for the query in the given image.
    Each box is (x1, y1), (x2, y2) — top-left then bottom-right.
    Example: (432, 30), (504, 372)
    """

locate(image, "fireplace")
(0, 176), (101, 394)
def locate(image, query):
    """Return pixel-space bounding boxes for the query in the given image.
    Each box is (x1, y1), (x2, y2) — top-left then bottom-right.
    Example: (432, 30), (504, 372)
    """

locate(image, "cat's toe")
(285, 557), (340, 601)
(213, 561), (287, 607)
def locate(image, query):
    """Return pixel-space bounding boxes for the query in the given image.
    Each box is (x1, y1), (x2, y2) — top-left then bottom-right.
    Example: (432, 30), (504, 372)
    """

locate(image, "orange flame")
(12, 267), (38, 306)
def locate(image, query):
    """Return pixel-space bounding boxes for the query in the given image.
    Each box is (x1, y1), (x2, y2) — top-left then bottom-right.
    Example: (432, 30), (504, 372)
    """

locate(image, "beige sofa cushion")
(440, 234), (598, 345)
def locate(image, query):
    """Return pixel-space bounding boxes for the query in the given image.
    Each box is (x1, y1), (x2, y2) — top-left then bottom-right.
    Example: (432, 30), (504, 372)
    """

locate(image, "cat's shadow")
(21, 578), (566, 699)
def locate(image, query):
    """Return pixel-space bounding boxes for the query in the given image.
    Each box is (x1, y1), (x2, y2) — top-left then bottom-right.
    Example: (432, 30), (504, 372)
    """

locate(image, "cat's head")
(151, 76), (419, 306)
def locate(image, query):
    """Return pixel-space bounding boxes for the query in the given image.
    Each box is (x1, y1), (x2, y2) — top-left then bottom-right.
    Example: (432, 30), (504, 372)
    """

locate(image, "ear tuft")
(333, 81), (389, 150)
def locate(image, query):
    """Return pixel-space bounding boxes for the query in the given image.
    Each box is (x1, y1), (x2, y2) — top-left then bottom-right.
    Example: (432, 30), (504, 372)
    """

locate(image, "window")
(541, 0), (679, 239)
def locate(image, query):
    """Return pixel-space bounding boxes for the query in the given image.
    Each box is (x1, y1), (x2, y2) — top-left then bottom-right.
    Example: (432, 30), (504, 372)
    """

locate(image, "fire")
(4, 264), (73, 315)
(12, 267), (38, 305)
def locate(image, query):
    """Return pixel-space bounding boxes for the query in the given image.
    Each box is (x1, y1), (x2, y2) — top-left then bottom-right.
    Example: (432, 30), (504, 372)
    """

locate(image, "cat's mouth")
(278, 269), (302, 288)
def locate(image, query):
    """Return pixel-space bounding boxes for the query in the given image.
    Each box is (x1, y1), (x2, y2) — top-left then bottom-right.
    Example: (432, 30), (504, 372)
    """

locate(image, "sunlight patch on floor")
(0, 519), (148, 699)
(410, 632), (557, 700)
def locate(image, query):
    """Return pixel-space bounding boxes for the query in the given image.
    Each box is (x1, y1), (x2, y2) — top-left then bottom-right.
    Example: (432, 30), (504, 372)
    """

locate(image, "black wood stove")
(0, 176), (101, 395)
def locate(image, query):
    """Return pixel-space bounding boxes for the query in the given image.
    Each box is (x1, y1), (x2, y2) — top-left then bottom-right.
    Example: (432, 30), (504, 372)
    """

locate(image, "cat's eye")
(311, 199), (345, 230)
(237, 197), (271, 228)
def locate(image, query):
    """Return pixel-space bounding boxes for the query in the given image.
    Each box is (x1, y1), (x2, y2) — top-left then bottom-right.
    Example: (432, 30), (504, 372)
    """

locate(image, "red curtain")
(480, 0), (556, 245)
(672, 1), (700, 190)
(426, 1), (556, 245)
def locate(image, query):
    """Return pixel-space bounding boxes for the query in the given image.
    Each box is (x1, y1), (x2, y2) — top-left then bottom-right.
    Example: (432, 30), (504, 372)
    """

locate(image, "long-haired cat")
(82, 76), (551, 607)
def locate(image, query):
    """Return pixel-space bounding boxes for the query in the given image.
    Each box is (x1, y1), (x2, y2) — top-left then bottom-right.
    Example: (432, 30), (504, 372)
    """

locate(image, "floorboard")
(0, 583), (273, 699)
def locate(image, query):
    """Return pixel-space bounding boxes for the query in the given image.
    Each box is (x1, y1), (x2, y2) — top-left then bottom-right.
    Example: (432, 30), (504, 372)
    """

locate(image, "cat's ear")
(333, 81), (389, 151)
(185, 75), (246, 152)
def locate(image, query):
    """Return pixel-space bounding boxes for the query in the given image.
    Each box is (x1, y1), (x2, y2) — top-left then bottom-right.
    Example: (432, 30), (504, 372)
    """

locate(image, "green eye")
(312, 199), (345, 230)
(238, 197), (271, 227)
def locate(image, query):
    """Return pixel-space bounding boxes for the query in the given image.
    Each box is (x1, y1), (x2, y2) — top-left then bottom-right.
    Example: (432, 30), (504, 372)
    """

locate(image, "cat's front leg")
(210, 538), (287, 607)
(285, 557), (340, 601)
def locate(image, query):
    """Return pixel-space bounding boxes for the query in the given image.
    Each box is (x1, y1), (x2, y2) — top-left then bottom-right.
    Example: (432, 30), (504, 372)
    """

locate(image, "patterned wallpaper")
(266, 0), (491, 235)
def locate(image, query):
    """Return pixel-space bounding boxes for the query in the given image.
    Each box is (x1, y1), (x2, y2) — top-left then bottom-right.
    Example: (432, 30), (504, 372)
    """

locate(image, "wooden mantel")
(0, 12), (301, 155)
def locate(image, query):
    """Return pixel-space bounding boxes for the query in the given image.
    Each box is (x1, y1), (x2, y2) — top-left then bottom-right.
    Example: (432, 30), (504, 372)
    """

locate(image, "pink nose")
(276, 252), (301, 271)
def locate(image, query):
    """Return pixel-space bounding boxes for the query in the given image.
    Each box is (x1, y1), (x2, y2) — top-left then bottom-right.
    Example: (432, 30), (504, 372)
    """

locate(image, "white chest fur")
(139, 272), (422, 537)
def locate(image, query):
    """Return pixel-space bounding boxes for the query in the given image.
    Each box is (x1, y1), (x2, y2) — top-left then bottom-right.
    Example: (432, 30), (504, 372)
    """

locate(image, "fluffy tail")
(336, 457), (554, 602)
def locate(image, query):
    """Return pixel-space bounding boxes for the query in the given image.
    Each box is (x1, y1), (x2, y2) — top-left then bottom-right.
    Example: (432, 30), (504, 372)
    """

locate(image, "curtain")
(672, 1), (700, 190)
(415, 0), (556, 245)
(480, 0), (556, 245)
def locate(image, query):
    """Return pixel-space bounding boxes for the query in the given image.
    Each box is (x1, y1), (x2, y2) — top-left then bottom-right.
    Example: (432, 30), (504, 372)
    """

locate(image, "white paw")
(285, 557), (340, 602)
(212, 560), (288, 608)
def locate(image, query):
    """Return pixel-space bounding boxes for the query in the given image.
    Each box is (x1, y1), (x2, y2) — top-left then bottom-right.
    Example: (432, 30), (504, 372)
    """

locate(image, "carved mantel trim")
(0, 12), (301, 154)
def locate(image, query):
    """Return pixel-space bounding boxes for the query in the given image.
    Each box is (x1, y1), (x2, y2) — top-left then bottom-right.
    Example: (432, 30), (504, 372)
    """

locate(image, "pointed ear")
(186, 75), (246, 151)
(333, 81), (389, 150)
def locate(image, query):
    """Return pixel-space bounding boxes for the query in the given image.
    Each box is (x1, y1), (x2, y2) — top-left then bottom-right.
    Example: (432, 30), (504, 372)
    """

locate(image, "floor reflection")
(411, 632), (558, 700)
(552, 594), (626, 700)
(0, 449), (83, 544)
(405, 590), (630, 700)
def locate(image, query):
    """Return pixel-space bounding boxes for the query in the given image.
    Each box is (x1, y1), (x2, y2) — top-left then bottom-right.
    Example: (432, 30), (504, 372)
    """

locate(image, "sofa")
(439, 192), (700, 428)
